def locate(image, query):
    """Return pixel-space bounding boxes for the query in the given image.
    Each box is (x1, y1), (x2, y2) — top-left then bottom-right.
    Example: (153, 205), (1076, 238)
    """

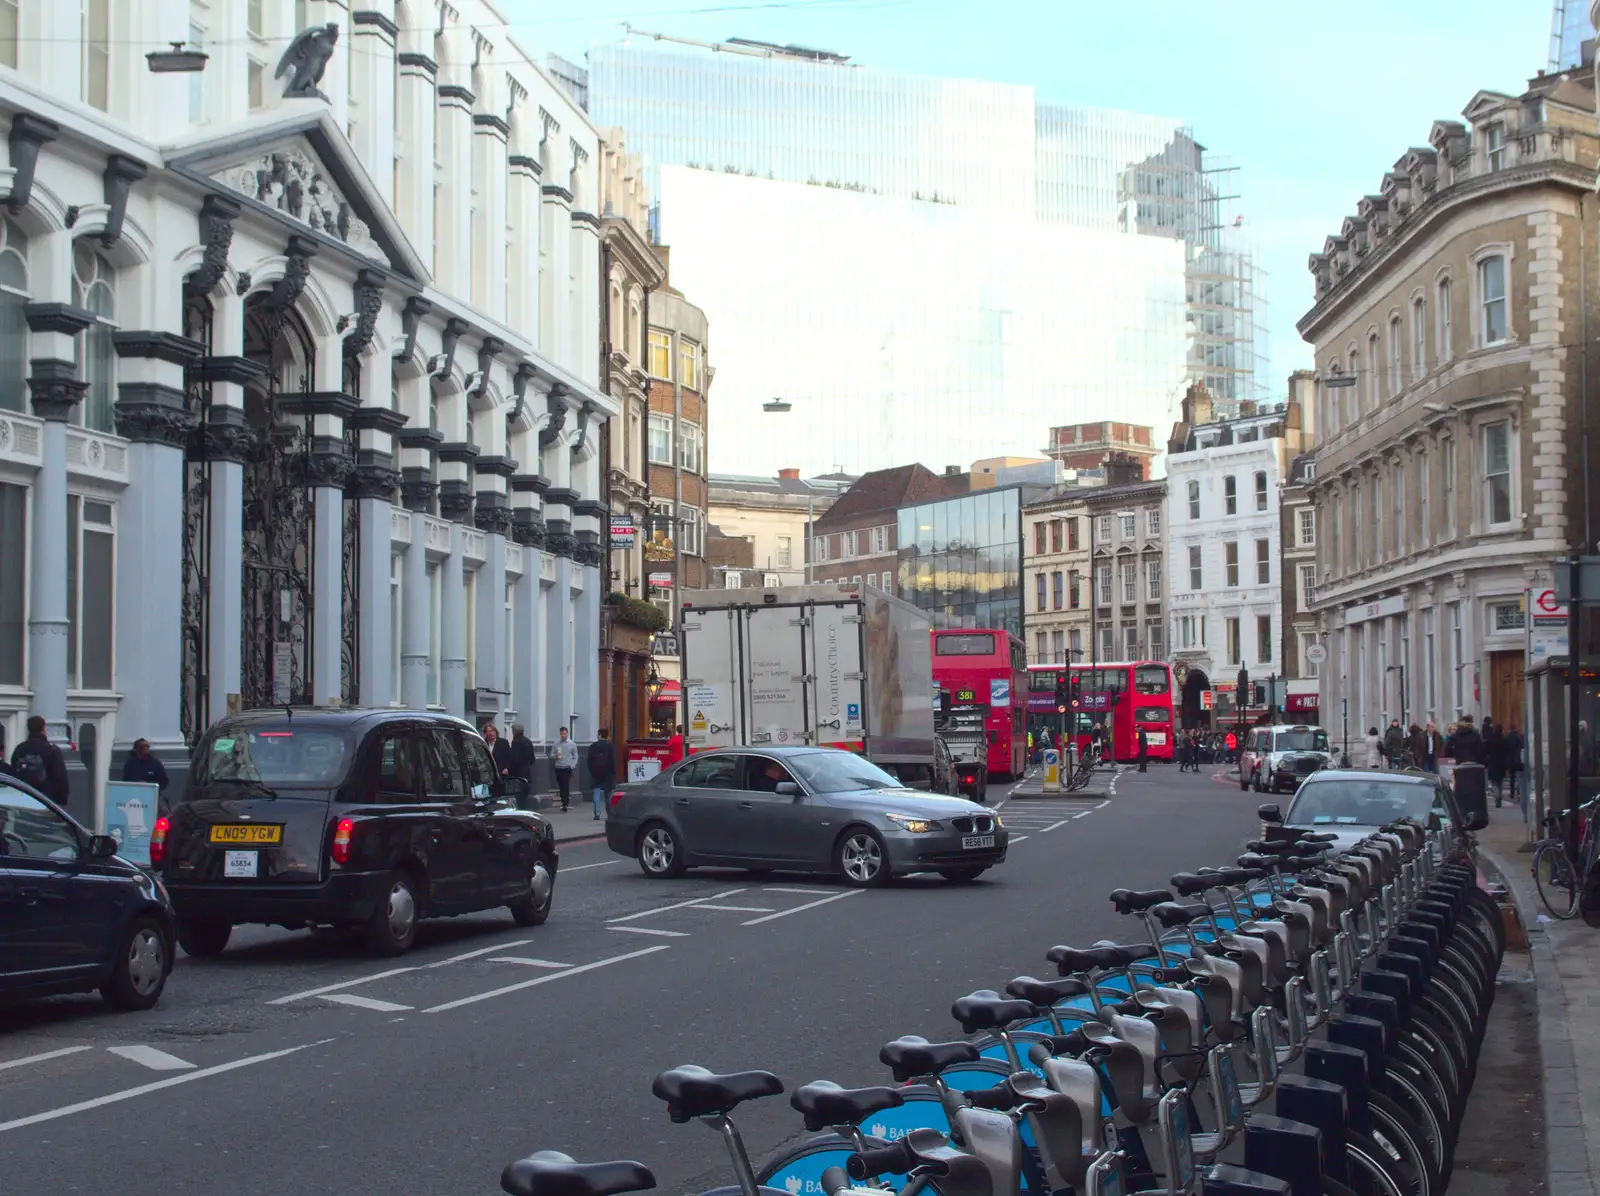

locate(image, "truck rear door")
(809, 600), (867, 750)
(682, 606), (743, 750)
(742, 604), (810, 748)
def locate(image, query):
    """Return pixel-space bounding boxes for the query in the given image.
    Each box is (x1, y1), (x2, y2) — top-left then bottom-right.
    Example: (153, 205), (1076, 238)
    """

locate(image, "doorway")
(1488, 650), (1525, 730)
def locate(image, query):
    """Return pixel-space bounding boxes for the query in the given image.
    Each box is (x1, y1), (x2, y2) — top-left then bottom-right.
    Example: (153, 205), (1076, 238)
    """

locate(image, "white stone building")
(0, 0), (612, 821)
(1165, 386), (1313, 726)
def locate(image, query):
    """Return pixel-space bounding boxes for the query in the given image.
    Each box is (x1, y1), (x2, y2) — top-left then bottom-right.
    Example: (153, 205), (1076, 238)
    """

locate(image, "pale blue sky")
(513, 0), (1559, 395)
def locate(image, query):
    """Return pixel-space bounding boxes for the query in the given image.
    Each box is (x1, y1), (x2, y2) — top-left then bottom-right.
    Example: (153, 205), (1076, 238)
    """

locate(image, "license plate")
(1146, 732), (1167, 746)
(209, 824), (282, 844)
(223, 850), (259, 878)
(962, 834), (996, 850)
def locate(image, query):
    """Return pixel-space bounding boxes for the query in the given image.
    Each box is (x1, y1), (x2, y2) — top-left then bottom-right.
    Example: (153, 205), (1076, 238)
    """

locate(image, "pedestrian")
(1223, 729), (1236, 762)
(551, 726), (577, 812)
(586, 728), (617, 821)
(1382, 720), (1404, 769)
(1136, 725), (1148, 773)
(482, 722), (513, 777)
(1417, 722), (1441, 773)
(506, 723), (537, 807)
(1483, 717), (1507, 806)
(1450, 714), (1484, 765)
(666, 723), (686, 765)
(121, 738), (170, 792)
(1363, 727), (1382, 770)
(1405, 723), (1424, 771)
(10, 715), (68, 803)
(1506, 723), (1526, 806)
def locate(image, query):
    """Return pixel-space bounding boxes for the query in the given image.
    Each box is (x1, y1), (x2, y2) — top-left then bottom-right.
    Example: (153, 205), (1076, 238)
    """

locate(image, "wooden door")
(1488, 650), (1525, 730)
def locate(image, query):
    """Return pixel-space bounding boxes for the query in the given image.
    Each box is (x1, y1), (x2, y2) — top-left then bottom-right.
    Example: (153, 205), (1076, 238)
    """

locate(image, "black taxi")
(152, 709), (557, 957)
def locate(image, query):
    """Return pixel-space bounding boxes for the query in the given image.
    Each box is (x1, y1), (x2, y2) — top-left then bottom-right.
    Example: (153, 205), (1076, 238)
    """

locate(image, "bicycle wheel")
(1534, 842), (1580, 919)
(1347, 1141), (1409, 1196)
(1366, 1089), (1442, 1196)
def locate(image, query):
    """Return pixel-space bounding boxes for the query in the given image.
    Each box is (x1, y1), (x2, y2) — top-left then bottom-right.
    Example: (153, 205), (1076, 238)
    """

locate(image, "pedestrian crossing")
(997, 797), (1109, 837)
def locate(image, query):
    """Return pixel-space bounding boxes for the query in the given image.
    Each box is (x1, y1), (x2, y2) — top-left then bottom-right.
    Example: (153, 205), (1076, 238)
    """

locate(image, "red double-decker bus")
(931, 629), (1028, 779)
(1026, 661), (1175, 763)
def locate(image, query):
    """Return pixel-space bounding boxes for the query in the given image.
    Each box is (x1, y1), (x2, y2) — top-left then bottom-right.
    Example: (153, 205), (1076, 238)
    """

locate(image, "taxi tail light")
(150, 816), (170, 865)
(331, 817), (355, 866)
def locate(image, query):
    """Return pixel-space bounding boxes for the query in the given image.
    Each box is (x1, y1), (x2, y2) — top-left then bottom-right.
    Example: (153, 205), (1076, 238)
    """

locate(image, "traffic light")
(1055, 672), (1071, 713)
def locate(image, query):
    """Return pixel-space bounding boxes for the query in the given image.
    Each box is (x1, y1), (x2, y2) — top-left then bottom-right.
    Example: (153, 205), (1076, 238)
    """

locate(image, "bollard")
(1043, 748), (1060, 794)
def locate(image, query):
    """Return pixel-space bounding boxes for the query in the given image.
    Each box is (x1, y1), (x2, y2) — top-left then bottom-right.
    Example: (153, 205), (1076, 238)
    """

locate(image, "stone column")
(440, 522), (466, 719)
(349, 399), (405, 706)
(571, 211), (602, 388)
(540, 177), (572, 369)
(23, 302), (93, 731)
(508, 151), (542, 342)
(395, 42), (437, 257)
(572, 498), (606, 741)
(475, 454), (514, 707)
(310, 469), (347, 707)
(110, 333), (203, 759)
(472, 109), (510, 319)
(349, 7), (398, 207)
(436, 73), (475, 299)
(397, 427), (440, 709)
(509, 468), (547, 733)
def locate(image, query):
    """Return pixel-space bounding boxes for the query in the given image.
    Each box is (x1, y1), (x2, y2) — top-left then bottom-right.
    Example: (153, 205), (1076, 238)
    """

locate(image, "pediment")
(1462, 90), (1515, 121)
(167, 110), (426, 281)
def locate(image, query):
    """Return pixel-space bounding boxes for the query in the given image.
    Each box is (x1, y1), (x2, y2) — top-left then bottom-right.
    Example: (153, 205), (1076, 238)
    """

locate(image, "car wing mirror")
(775, 781), (801, 797)
(87, 833), (118, 860)
(1257, 803), (1283, 824)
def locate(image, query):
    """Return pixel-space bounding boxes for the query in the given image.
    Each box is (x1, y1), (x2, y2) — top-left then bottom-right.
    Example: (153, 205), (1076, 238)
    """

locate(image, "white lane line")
(320, 993), (414, 1012)
(1095, 800), (1111, 809)
(0, 1040), (331, 1134)
(562, 859), (625, 872)
(1072, 811), (1093, 819)
(1040, 820), (1070, 832)
(268, 965), (421, 1005)
(606, 888), (747, 923)
(742, 889), (862, 926)
(0, 1046), (93, 1073)
(610, 926), (689, 937)
(487, 957), (574, 968)
(424, 945), (671, 1013)
(763, 886), (824, 895)
(106, 1045), (196, 1072)
(1010, 834), (1030, 842)
(693, 904), (774, 913)
(427, 941), (532, 967)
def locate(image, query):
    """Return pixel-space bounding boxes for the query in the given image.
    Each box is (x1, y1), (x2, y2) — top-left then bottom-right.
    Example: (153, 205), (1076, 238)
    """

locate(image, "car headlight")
(993, 814), (1004, 828)
(885, 813), (943, 833)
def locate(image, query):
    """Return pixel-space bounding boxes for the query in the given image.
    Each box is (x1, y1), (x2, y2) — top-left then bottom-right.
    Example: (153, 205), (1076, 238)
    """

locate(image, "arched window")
(72, 238), (117, 432)
(1347, 348), (1358, 426)
(1386, 316), (1401, 398)
(1437, 277), (1452, 361)
(1411, 297), (1426, 381)
(0, 217), (28, 413)
(1366, 331), (1378, 410)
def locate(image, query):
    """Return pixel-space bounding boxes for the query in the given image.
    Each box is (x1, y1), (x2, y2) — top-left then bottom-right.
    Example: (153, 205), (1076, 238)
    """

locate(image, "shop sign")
(1287, 694), (1320, 712)
(648, 571), (673, 590)
(1528, 587), (1569, 665)
(609, 516), (636, 548)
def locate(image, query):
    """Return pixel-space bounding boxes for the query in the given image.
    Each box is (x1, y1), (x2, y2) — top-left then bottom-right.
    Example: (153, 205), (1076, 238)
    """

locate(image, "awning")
(649, 680), (682, 704)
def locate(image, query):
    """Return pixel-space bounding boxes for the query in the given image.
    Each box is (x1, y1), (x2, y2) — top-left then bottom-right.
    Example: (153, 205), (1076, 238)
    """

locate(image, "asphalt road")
(0, 763), (1261, 1196)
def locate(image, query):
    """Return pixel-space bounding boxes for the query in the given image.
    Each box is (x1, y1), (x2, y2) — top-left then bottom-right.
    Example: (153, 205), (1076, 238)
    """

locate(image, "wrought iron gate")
(180, 296), (212, 744)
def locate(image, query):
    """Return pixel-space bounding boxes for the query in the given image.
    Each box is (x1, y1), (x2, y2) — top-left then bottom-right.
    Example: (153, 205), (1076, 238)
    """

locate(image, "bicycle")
(1531, 796), (1599, 920)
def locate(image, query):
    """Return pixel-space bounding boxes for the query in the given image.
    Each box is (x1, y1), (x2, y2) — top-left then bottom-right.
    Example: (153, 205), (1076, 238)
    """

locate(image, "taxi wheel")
(176, 918), (232, 957)
(363, 872), (419, 956)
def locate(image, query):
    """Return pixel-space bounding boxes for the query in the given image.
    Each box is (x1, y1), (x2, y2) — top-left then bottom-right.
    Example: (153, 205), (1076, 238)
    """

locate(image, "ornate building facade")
(0, 0), (611, 822)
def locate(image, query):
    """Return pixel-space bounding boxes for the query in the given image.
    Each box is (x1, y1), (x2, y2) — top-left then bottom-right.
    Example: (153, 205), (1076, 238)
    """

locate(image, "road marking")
(1040, 820), (1070, 832)
(0, 1040), (330, 1134)
(423, 945), (672, 1013)
(428, 941), (533, 967)
(321, 993), (414, 1012)
(488, 957), (574, 968)
(1010, 834), (1030, 842)
(611, 926), (689, 937)
(0, 1045), (93, 1073)
(693, 903), (774, 913)
(1095, 800), (1111, 809)
(1072, 811), (1092, 819)
(763, 886), (824, 895)
(106, 1045), (195, 1071)
(269, 965), (422, 1005)
(606, 888), (748, 924)
(562, 859), (625, 872)
(742, 889), (863, 925)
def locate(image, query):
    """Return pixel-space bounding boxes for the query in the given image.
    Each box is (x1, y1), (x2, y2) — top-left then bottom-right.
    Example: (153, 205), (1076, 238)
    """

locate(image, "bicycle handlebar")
(821, 1167), (851, 1196)
(961, 1082), (1021, 1111)
(848, 1142), (914, 1179)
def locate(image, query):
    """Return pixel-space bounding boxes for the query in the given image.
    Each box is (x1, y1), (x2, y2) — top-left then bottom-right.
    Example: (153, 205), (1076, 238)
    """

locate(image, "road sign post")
(1043, 749), (1060, 793)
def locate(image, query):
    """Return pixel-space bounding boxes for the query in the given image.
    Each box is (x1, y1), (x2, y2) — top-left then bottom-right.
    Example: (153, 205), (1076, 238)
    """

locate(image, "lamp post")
(763, 398), (812, 583)
(1386, 664), (1408, 734)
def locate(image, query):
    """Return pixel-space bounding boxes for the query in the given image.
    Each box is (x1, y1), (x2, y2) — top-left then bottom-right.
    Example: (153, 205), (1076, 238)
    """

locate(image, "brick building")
(1045, 422), (1160, 480)
(810, 464), (954, 590)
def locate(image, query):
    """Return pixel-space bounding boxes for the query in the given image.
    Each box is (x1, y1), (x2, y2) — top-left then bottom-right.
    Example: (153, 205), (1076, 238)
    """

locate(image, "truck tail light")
(331, 817), (355, 866)
(150, 816), (170, 866)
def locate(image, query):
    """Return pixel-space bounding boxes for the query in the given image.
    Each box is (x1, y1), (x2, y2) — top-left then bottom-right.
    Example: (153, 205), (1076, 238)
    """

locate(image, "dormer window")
(1484, 123), (1505, 172)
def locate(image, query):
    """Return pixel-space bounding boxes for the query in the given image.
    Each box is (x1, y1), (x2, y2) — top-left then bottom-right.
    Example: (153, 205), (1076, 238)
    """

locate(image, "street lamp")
(1386, 664), (1408, 732)
(645, 664), (663, 701)
(763, 398), (811, 582)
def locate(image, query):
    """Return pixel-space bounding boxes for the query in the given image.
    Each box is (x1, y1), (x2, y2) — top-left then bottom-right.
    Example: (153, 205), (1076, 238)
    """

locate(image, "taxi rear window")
(190, 725), (352, 789)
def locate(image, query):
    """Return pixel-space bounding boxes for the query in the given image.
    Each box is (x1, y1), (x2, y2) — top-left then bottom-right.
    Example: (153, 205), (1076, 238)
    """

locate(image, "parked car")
(153, 708), (557, 957)
(1239, 724), (1332, 793)
(605, 746), (1008, 887)
(1259, 767), (1484, 856)
(0, 772), (176, 1011)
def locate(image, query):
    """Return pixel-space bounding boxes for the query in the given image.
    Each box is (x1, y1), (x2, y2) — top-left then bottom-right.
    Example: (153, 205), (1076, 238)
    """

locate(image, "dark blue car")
(0, 772), (176, 1010)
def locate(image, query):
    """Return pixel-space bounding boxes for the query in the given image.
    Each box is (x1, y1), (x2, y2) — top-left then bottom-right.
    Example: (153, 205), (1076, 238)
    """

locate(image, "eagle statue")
(275, 22), (340, 102)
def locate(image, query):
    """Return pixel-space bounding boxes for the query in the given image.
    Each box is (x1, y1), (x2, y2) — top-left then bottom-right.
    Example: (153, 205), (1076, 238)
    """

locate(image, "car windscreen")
(1287, 778), (1441, 827)
(788, 752), (903, 794)
(189, 726), (352, 790)
(1273, 729), (1330, 753)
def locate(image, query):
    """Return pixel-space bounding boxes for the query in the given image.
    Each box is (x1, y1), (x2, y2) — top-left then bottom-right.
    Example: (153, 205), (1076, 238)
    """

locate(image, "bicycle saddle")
(1108, 887), (1173, 914)
(1046, 944), (1137, 975)
(879, 1035), (979, 1083)
(1168, 871), (1218, 896)
(1005, 975), (1090, 1007)
(790, 1081), (904, 1132)
(1236, 853), (1280, 872)
(651, 1065), (784, 1123)
(502, 1153), (656, 1196)
(1148, 901), (1209, 929)
(952, 989), (1037, 1033)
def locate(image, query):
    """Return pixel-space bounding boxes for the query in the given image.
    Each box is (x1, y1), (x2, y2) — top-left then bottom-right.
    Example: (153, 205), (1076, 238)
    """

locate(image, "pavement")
(0, 763), (1265, 1196)
(1477, 804), (1600, 1196)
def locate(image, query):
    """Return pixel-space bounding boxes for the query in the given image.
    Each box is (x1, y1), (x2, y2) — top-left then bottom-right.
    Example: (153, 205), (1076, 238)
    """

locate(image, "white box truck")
(678, 583), (936, 771)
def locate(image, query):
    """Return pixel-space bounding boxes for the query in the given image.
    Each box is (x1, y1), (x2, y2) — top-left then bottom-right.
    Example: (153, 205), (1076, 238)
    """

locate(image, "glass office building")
(1551, 0), (1596, 70)
(587, 33), (1266, 474)
(896, 486), (1046, 636)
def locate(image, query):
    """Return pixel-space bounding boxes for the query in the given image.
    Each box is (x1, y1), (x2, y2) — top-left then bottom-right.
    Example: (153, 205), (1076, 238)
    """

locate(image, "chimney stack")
(778, 467), (800, 480)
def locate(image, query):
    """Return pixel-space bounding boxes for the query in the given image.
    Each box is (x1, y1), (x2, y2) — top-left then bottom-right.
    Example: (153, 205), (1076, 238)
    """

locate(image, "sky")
(504, 0), (1561, 397)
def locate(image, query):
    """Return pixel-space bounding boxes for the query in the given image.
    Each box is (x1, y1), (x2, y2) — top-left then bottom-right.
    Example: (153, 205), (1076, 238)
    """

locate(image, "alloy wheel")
(642, 827), (675, 873)
(841, 833), (883, 883)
